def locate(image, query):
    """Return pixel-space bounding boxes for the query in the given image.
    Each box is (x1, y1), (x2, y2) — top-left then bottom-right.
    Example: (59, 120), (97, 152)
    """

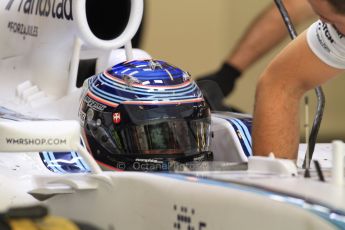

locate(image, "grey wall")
(141, 0), (345, 142)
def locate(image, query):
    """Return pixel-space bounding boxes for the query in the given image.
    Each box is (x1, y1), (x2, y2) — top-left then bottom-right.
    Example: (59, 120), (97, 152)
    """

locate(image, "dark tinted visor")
(109, 118), (211, 156)
(82, 102), (211, 157)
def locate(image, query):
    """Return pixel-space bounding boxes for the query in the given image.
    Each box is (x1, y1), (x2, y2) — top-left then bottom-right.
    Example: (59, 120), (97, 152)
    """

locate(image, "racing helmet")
(79, 59), (213, 171)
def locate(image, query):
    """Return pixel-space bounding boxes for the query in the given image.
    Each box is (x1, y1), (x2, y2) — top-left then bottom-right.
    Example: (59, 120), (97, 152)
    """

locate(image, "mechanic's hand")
(196, 63), (241, 97)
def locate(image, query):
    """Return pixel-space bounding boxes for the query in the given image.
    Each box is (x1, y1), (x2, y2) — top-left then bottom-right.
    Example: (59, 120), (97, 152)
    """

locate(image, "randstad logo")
(5, 0), (73, 21)
(5, 0), (14, 10)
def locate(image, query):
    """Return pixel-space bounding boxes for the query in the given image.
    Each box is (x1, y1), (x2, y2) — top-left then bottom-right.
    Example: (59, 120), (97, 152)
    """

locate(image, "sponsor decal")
(8, 21), (38, 38)
(6, 0), (73, 21)
(317, 23), (331, 53)
(322, 23), (334, 44)
(6, 0), (15, 10)
(112, 112), (121, 124)
(193, 155), (205, 161)
(5, 138), (67, 145)
(79, 109), (86, 126)
(83, 96), (107, 111)
(316, 32), (331, 53)
(135, 158), (163, 164)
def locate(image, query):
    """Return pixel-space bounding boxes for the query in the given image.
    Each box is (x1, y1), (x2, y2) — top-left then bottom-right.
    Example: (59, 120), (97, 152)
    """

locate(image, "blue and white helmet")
(79, 59), (213, 171)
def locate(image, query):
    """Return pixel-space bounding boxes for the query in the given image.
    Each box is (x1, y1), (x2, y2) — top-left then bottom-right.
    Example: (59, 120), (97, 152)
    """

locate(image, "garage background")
(140, 0), (345, 142)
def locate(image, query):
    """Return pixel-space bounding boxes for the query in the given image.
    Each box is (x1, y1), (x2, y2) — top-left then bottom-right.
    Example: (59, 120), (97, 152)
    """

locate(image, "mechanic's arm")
(228, 0), (315, 71)
(252, 31), (342, 159)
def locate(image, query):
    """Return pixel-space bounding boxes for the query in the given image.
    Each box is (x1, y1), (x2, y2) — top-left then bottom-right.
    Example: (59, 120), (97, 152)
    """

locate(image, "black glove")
(196, 63), (241, 97)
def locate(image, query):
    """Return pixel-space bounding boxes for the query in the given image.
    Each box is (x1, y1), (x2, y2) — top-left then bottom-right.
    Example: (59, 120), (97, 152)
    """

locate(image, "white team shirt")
(307, 20), (345, 69)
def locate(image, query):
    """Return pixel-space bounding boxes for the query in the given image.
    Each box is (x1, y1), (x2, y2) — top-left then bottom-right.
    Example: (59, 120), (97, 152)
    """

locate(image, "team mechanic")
(252, 0), (345, 159)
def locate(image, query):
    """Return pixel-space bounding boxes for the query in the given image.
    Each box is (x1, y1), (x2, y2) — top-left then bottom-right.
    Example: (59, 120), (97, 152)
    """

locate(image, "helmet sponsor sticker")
(83, 95), (107, 111)
(112, 112), (121, 124)
(78, 110), (86, 126)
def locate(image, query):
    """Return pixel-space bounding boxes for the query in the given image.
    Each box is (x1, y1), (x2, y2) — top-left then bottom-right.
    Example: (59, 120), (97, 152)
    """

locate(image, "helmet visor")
(111, 118), (211, 156)
(82, 102), (211, 158)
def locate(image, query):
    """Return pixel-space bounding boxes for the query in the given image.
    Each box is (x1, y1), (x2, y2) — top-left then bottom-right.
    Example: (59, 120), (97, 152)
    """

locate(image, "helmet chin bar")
(97, 151), (214, 172)
(0, 120), (102, 174)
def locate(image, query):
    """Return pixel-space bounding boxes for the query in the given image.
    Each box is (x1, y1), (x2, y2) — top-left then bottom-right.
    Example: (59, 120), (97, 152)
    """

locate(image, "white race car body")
(0, 0), (345, 229)
(0, 107), (344, 230)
